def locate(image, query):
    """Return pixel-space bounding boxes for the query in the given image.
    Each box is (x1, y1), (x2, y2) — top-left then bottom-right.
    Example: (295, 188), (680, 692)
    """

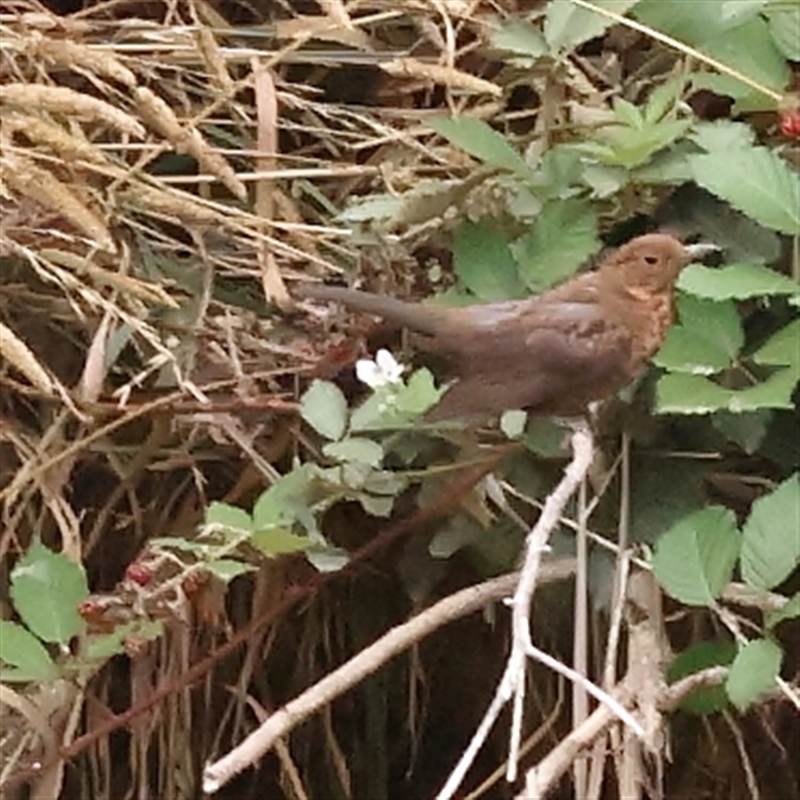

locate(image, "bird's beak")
(683, 243), (720, 262)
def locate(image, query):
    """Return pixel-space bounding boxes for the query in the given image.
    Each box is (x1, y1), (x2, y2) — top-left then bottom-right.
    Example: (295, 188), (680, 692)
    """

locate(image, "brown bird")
(295, 234), (717, 420)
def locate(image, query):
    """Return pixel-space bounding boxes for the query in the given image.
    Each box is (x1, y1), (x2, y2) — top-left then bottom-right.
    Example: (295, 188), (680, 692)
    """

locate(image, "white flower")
(355, 349), (405, 388)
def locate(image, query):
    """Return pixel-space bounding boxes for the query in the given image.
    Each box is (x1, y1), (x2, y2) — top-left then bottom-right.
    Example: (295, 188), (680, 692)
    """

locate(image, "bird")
(294, 234), (717, 421)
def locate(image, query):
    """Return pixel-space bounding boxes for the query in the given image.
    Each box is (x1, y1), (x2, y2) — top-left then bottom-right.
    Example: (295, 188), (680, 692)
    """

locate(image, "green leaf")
(630, 457), (709, 545)
(652, 507), (741, 606)
(678, 263), (800, 301)
(10, 543), (89, 644)
(306, 546), (350, 573)
(252, 465), (317, 531)
(654, 296), (742, 375)
(500, 409), (527, 439)
(427, 117), (529, 175)
(656, 370), (797, 415)
(667, 640), (736, 715)
(726, 368), (798, 412)
(545, 0), (641, 52)
(740, 475), (800, 590)
(205, 501), (253, 533)
(300, 379), (349, 441)
(725, 639), (782, 710)
(712, 410), (772, 455)
(491, 19), (548, 60)
(206, 559), (256, 582)
(753, 320), (800, 369)
(357, 493), (396, 517)
(453, 220), (526, 301)
(613, 98), (644, 128)
(656, 373), (733, 414)
(766, 592), (800, 629)
(251, 527), (310, 557)
(766, 6), (800, 60)
(691, 147), (800, 235)
(0, 620), (56, 683)
(579, 117), (691, 169)
(690, 121), (756, 153)
(349, 369), (442, 431)
(512, 199), (600, 291)
(700, 18), (789, 98)
(323, 437), (384, 467)
(634, 0), (766, 45)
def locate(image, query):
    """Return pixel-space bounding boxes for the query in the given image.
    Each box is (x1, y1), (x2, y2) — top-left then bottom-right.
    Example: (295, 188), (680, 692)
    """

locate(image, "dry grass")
(1, 2), (797, 799)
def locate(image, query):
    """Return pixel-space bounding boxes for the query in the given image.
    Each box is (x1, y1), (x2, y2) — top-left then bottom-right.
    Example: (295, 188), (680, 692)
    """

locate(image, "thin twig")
(203, 561), (577, 793)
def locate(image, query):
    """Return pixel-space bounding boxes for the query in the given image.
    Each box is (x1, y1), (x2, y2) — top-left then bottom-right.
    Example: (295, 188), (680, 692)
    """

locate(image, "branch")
(203, 560), (577, 793)
(436, 421), (601, 800)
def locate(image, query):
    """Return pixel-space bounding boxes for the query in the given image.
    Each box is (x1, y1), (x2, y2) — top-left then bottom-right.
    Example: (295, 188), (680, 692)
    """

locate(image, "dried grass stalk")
(133, 86), (247, 201)
(0, 321), (55, 396)
(0, 84), (146, 139)
(23, 33), (137, 88)
(1, 151), (115, 252)
(4, 112), (109, 165)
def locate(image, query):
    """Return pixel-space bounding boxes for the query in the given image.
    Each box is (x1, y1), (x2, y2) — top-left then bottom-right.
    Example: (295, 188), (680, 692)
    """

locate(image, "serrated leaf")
(690, 121), (757, 153)
(491, 19), (548, 59)
(205, 501), (253, 533)
(691, 147), (800, 235)
(300, 379), (349, 441)
(581, 117), (691, 169)
(656, 373), (733, 414)
(427, 117), (529, 175)
(753, 320), (800, 369)
(206, 559), (255, 582)
(726, 368), (797, 412)
(323, 437), (384, 467)
(545, 0), (641, 52)
(678, 263), (800, 301)
(613, 98), (644, 128)
(512, 199), (600, 291)
(667, 640), (736, 715)
(0, 620), (56, 683)
(652, 507), (741, 606)
(453, 220), (526, 300)
(766, 592), (800, 629)
(654, 296), (742, 374)
(726, 639), (782, 710)
(656, 369), (797, 415)
(10, 543), (89, 644)
(740, 475), (800, 590)
(700, 18), (789, 97)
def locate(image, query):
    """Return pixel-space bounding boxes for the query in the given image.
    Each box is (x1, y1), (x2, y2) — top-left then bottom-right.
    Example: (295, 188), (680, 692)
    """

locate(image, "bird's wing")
(427, 299), (634, 420)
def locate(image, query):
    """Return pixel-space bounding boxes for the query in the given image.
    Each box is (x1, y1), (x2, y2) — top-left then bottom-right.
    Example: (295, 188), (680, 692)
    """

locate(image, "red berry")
(779, 109), (800, 138)
(124, 562), (151, 586)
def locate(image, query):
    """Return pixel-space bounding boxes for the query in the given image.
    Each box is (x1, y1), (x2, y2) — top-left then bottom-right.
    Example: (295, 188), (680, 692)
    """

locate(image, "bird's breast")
(622, 289), (675, 361)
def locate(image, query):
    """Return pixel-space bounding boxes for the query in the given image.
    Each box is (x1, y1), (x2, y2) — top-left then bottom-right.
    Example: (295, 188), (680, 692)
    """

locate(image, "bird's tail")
(294, 283), (444, 336)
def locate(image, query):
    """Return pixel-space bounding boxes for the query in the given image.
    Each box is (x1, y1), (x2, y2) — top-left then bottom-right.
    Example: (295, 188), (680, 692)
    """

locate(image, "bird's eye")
(644, 255), (658, 265)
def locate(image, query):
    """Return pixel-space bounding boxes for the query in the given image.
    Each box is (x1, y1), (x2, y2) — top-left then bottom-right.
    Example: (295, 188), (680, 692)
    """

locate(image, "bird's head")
(600, 234), (718, 293)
